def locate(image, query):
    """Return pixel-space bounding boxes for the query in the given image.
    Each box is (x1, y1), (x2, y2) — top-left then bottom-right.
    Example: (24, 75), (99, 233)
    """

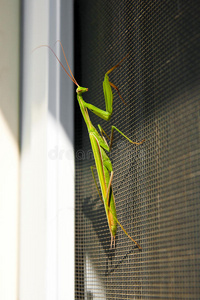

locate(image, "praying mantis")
(37, 42), (144, 249)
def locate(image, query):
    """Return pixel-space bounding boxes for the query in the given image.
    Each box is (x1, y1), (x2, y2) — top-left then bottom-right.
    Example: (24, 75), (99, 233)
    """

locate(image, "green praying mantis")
(37, 42), (144, 249)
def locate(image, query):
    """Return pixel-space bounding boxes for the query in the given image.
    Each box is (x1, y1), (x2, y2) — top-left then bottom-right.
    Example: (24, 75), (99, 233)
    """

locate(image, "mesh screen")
(74, 1), (200, 299)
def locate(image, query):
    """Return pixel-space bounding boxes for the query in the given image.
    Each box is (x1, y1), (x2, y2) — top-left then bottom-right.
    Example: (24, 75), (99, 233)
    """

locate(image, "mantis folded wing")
(37, 42), (144, 249)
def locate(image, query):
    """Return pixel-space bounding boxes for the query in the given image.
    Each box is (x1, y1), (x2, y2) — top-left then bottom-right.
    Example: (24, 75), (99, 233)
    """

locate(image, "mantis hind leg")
(91, 166), (116, 248)
(90, 166), (103, 204)
(91, 166), (142, 249)
(90, 165), (114, 212)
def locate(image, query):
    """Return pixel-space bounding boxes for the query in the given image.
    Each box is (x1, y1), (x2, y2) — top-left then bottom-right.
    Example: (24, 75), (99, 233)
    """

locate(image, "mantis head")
(76, 86), (88, 95)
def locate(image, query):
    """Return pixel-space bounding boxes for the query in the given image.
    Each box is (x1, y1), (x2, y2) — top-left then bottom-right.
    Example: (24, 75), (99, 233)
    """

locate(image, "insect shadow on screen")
(105, 247), (137, 276)
(82, 195), (118, 258)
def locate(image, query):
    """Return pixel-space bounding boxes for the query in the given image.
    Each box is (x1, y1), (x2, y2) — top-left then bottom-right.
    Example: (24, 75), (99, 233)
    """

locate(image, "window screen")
(74, 1), (200, 299)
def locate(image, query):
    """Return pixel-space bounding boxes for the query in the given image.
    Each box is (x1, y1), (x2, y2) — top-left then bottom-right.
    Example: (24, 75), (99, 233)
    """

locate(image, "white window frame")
(20, 1), (75, 299)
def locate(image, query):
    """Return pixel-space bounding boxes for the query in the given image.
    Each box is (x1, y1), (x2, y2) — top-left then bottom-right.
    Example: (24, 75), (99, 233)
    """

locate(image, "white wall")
(0, 1), (20, 300)
(0, 1), (75, 298)
(20, 0), (75, 300)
